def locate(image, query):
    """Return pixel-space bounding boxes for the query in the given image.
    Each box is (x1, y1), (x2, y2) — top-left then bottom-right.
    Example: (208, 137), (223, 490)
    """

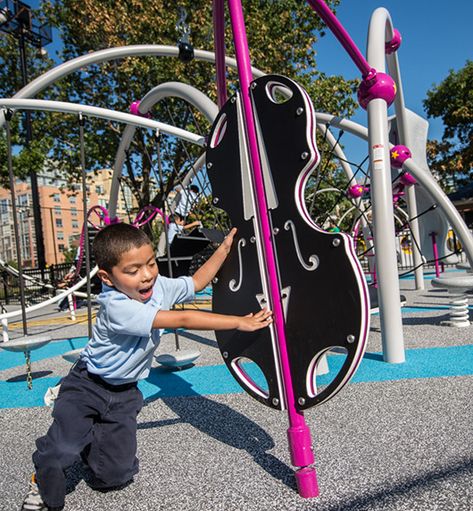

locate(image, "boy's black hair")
(190, 184), (200, 194)
(93, 223), (152, 272)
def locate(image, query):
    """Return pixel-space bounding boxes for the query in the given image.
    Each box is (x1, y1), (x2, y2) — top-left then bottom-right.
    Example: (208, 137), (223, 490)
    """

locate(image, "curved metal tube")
(0, 267), (98, 321)
(0, 99), (204, 145)
(110, 82), (219, 217)
(0, 45), (264, 130)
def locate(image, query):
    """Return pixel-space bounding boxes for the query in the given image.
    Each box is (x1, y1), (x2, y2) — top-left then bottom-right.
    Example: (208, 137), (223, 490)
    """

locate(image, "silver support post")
(78, 114), (93, 340)
(405, 186), (424, 289)
(4, 110), (28, 336)
(367, 99), (405, 363)
(386, 45), (424, 290)
(156, 131), (180, 351)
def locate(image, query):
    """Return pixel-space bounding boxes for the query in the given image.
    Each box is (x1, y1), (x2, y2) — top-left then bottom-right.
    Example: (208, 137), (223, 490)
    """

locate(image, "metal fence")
(0, 263), (72, 305)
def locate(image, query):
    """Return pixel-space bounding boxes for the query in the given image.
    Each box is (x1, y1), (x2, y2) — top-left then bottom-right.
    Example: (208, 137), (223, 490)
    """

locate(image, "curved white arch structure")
(0, 45), (264, 129)
(0, 99), (204, 146)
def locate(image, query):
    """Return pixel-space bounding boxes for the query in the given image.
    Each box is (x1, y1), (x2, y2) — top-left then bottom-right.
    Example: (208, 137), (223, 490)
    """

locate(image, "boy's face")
(98, 243), (158, 302)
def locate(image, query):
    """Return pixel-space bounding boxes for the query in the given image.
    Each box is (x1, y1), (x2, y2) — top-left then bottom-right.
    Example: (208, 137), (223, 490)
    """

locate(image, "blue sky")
(313, 0), (472, 141)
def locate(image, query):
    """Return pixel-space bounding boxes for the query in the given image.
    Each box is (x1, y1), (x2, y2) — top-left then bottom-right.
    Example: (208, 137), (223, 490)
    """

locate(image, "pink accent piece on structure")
(390, 145), (412, 169)
(129, 100), (151, 118)
(347, 184), (366, 199)
(400, 172), (417, 186)
(133, 205), (169, 227)
(385, 28), (402, 54)
(357, 72), (396, 109)
(430, 231), (441, 278)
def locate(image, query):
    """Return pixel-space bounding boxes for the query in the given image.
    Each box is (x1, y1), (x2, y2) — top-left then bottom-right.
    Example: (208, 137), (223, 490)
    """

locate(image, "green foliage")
(61, 245), (78, 264)
(423, 60), (473, 189)
(1, 0), (360, 224)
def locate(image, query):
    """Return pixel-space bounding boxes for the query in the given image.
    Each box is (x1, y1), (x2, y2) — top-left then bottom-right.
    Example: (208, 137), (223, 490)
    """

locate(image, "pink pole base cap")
(295, 467), (319, 498)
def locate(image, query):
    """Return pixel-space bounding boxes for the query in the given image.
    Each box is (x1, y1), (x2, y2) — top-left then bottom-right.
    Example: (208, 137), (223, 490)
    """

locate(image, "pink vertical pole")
(213, 0), (228, 108)
(430, 232), (440, 277)
(227, 0), (318, 498)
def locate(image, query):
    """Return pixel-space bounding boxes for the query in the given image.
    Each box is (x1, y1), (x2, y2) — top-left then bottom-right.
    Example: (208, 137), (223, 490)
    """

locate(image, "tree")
(424, 60), (473, 190)
(2, 1), (360, 232)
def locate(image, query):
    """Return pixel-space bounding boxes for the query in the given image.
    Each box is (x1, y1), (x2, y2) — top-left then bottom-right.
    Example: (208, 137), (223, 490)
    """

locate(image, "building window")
(56, 218), (63, 228)
(72, 220), (79, 229)
(0, 199), (9, 215)
(52, 193), (61, 202)
(18, 194), (29, 207)
(71, 207), (77, 217)
(58, 244), (65, 251)
(57, 231), (64, 240)
(69, 195), (76, 204)
(55, 206), (61, 215)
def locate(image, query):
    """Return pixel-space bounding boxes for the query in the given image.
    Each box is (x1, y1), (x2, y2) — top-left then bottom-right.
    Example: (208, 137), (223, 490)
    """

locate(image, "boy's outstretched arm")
(152, 307), (272, 332)
(192, 227), (237, 292)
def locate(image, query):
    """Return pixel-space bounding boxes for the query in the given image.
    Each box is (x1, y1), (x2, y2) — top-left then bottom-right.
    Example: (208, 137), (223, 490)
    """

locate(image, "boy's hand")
(220, 227), (237, 255)
(237, 308), (273, 332)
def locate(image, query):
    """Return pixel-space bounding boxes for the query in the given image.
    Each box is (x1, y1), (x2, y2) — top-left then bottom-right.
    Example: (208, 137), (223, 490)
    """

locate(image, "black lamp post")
(0, 0), (52, 272)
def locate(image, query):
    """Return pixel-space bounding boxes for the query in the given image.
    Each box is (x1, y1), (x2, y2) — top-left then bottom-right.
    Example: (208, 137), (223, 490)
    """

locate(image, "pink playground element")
(400, 172), (417, 186)
(132, 205), (169, 228)
(385, 28), (402, 54)
(86, 205), (116, 230)
(392, 191), (405, 203)
(347, 184), (368, 199)
(129, 100), (151, 118)
(357, 72), (396, 109)
(430, 231), (441, 278)
(390, 145), (412, 169)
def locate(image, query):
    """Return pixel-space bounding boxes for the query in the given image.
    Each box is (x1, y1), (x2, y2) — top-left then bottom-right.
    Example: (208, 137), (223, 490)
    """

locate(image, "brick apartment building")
(0, 167), (138, 267)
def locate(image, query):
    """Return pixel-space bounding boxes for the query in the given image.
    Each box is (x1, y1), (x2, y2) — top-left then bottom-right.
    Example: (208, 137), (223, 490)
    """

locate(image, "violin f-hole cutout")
(209, 112), (228, 149)
(306, 347), (348, 399)
(229, 237), (246, 292)
(284, 220), (319, 271)
(265, 81), (293, 105)
(231, 356), (270, 400)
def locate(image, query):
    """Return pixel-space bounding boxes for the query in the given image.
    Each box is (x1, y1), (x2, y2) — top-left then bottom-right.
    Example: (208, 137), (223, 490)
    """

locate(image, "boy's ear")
(97, 269), (114, 287)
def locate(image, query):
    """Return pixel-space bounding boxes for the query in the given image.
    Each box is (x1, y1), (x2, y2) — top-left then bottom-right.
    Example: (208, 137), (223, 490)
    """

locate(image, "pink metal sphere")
(357, 72), (397, 109)
(385, 29), (402, 54)
(390, 145), (412, 168)
(347, 184), (365, 198)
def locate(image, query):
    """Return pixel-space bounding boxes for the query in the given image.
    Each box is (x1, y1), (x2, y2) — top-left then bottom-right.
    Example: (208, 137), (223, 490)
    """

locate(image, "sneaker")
(21, 474), (47, 511)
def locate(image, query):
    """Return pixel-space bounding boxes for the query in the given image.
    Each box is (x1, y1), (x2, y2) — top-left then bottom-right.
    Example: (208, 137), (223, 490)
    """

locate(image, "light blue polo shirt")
(81, 275), (195, 384)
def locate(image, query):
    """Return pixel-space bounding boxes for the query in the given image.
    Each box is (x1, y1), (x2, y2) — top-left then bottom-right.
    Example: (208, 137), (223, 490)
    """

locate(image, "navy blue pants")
(33, 360), (144, 509)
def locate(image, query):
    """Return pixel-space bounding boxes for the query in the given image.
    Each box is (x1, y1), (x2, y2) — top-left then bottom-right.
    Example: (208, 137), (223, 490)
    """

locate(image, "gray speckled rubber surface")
(1, 274), (472, 510)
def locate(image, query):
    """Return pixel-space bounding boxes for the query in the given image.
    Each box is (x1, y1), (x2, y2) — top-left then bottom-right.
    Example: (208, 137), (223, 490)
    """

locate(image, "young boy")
(21, 222), (271, 511)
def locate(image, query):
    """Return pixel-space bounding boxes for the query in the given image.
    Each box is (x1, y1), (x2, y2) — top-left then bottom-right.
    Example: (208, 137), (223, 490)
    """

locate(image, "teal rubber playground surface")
(1, 336), (472, 409)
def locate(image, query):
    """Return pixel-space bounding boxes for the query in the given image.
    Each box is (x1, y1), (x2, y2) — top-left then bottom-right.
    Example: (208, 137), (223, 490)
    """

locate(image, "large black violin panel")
(206, 93), (286, 410)
(249, 75), (369, 408)
(206, 75), (369, 410)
